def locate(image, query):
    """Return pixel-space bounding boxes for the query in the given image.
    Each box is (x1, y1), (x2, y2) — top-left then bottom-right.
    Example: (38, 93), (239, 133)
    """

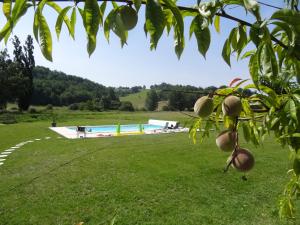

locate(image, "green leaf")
(245, 84), (279, 105)
(241, 50), (255, 59)
(249, 23), (260, 46)
(162, 0), (184, 58)
(214, 15), (220, 33)
(33, 10), (39, 42)
(249, 121), (260, 145)
(55, 6), (72, 40)
(259, 43), (279, 78)
(174, 24), (185, 59)
(216, 87), (234, 95)
(112, 13), (128, 47)
(249, 52), (259, 87)
(104, 9), (127, 46)
(287, 99), (297, 122)
(47, 2), (73, 39)
(162, 0), (183, 36)
(32, 0), (48, 44)
(293, 157), (300, 175)
(11, 0), (27, 21)
(190, 15), (211, 58)
(271, 21), (293, 42)
(224, 116), (235, 129)
(243, 0), (258, 10)
(271, 9), (300, 33)
(222, 38), (231, 67)
(242, 122), (250, 142)
(236, 25), (247, 56)
(3, 0), (12, 20)
(70, 7), (76, 37)
(293, 94), (300, 103)
(104, 9), (116, 42)
(99, 1), (107, 26)
(133, 0), (142, 12)
(0, 21), (12, 42)
(2, 0), (32, 43)
(38, 13), (52, 61)
(163, 9), (173, 34)
(145, 0), (165, 50)
(229, 27), (238, 52)
(241, 98), (253, 116)
(83, 0), (101, 56)
(111, 1), (118, 9)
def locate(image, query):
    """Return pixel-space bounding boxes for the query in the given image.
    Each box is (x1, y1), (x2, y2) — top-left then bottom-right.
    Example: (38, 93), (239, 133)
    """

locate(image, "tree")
(145, 90), (158, 111)
(0, 50), (11, 109)
(0, 0), (299, 219)
(168, 91), (186, 111)
(12, 35), (35, 111)
(119, 101), (134, 111)
(0, 49), (27, 109)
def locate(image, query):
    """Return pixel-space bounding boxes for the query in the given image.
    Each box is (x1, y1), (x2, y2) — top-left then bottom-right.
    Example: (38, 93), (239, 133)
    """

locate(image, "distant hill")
(120, 90), (149, 109)
(31, 66), (112, 106)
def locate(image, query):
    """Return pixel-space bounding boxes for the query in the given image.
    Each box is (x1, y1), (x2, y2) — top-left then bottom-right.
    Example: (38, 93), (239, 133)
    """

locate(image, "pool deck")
(50, 126), (189, 139)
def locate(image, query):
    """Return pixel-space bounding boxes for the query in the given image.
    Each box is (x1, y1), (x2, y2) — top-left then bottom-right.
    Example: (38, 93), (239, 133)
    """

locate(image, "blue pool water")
(69, 124), (164, 133)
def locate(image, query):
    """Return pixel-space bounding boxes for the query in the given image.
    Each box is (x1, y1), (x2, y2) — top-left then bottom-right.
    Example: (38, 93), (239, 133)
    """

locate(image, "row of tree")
(114, 85), (146, 97)
(145, 83), (254, 111)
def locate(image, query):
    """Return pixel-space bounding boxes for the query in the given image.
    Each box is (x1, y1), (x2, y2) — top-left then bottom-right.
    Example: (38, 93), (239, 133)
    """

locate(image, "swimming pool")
(68, 124), (164, 133)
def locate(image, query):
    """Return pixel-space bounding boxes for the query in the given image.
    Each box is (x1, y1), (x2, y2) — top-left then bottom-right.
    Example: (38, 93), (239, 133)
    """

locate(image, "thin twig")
(257, 1), (282, 10)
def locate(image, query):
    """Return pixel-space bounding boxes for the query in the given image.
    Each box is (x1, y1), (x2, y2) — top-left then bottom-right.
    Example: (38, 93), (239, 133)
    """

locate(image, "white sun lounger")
(148, 119), (179, 129)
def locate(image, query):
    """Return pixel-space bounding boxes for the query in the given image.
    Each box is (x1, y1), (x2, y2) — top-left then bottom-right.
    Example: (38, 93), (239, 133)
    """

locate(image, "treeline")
(145, 83), (254, 111)
(115, 85), (146, 97)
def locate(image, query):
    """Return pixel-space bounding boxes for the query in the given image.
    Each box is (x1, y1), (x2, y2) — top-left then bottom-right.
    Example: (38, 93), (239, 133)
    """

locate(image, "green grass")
(120, 90), (149, 109)
(0, 111), (297, 225)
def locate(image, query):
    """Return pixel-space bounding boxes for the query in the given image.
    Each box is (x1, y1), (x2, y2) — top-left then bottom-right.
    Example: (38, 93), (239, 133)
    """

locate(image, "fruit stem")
(223, 158), (233, 173)
(224, 116), (239, 173)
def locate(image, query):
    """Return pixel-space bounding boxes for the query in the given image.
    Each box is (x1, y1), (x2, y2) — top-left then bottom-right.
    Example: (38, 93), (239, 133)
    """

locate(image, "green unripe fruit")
(222, 95), (242, 117)
(232, 148), (255, 172)
(216, 130), (237, 152)
(119, 6), (138, 30)
(194, 96), (214, 118)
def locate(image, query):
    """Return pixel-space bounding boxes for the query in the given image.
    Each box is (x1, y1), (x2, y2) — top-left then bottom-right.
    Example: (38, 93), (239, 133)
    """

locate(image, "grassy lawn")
(0, 111), (297, 224)
(120, 90), (149, 109)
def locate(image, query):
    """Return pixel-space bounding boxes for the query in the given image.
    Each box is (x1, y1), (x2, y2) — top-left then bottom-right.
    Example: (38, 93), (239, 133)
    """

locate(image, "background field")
(120, 90), (149, 109)
(0, 111), (297, 225)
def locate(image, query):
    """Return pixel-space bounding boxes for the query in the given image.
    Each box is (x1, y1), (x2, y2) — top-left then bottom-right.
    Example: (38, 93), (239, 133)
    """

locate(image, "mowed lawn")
(0, 111), (297, 225)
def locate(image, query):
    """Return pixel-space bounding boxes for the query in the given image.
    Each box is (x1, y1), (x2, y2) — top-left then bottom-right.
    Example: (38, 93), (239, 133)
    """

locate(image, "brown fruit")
(232, 148), (255, 172)
(216, 130), (237, 152)
(222, 95), (242, 117)
(194, 96), (214, 118)
(119, 6), (138, 30)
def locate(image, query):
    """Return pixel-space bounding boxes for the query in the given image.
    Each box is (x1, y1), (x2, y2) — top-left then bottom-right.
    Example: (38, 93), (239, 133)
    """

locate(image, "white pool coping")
(50, 126), (189, 139)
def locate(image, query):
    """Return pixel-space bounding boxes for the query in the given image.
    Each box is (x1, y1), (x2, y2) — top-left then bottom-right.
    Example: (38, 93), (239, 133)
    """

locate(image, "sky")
(0, 0), (284, 88)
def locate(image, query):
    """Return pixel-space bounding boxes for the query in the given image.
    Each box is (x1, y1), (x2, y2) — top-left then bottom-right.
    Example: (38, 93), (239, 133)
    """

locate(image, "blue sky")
(0, 0), (284, 88)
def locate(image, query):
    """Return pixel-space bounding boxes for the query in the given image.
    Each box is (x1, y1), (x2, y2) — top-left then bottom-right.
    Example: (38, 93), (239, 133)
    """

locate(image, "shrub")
(28, 107), (38, 113)
(46, 104), (53, 110)
(162, 105), (170, 111)
(0, 113), (17, 124)
(119, 101), (134, 111)
(68, 103), (80, 110)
